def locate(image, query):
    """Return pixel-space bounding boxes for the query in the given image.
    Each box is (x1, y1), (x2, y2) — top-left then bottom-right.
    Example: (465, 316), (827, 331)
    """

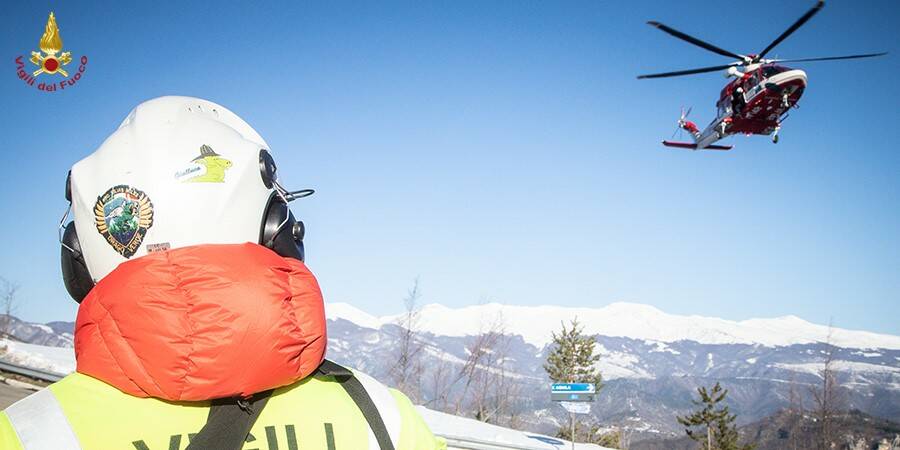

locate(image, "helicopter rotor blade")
(770, 52), (887, 64)
(646, 21), (745, 60)
(756, 0), (825, 60)
(637, 63), (739, 79)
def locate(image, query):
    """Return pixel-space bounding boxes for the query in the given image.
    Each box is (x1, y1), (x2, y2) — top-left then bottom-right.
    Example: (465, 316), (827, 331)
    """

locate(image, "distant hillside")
(631, 409), (900, 449)
(0, 315), (73, 347)
(44, 321), (75, 336)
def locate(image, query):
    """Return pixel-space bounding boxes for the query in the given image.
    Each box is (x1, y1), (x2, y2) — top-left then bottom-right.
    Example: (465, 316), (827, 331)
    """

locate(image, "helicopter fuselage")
(693, 65), (807, 148)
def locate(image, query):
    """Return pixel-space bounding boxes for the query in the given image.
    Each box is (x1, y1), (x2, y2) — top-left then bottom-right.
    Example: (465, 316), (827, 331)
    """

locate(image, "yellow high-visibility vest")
(0, 371), (443, 450)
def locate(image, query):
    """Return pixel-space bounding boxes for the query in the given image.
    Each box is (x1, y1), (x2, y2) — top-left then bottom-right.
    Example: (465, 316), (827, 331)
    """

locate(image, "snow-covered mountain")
(325, 301), (900, 440)
(0, 315), (74, 347)
(327, 301), (900, 350)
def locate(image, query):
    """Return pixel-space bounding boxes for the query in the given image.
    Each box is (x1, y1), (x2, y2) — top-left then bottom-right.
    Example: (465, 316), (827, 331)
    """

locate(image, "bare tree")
(454, 319), (500, 415)
(415, 305), (524, 425)
(389, 278), (424, 402)
(810, 323), (845, 449)
(786, 373), (805, 450)
(0, 278), (20, 338)
(885, 435), (900, 450)
(619, 426), (633, 450)
(423, 308), (518, 423)
(847, 436), (867, 450)
(425, 352), (453, 411)
(473, 331), (519, 424)
(453, 312), (522, 425)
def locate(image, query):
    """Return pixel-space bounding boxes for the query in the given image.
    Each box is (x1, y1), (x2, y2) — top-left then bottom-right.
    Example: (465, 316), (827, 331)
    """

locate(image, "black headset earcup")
(61, 222), (95, 303)
(260, 195), (305, 262)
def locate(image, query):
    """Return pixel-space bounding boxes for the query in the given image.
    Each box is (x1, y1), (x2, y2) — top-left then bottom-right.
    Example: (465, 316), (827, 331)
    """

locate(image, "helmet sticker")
(175, 144), (233, 183)
(93, 185), (154, 258)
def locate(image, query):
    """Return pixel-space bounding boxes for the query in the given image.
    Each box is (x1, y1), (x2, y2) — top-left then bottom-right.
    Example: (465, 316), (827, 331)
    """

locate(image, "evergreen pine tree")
(713, 409), (750, 450)
(676, 382), (754, 450)
(543, 318), (603, 387)
(543, 318), (603, 443)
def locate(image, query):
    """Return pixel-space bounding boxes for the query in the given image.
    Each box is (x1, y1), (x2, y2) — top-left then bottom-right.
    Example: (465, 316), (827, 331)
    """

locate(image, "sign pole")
(570, 411), (575, 450)
(550, 382), (596, 450)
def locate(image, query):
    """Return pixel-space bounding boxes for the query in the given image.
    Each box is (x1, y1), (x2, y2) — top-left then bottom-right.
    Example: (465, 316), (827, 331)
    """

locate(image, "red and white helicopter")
(639, 1), (886, 151)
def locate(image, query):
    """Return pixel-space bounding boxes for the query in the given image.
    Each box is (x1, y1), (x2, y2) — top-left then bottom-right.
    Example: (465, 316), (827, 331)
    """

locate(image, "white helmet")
(60, 96), (310, 301)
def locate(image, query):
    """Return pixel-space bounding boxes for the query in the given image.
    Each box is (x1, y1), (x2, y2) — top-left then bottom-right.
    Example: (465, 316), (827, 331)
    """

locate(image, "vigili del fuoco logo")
(14, 12), (88, 92)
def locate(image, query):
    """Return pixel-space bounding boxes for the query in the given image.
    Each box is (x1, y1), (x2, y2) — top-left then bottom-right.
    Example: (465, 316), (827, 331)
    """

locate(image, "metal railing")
(0, 359), (65, 382)
(438, 434), (565, 450)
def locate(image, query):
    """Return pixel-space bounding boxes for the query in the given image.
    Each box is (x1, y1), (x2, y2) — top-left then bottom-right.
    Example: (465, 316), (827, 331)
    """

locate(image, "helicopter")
(638, 0), (886, 151)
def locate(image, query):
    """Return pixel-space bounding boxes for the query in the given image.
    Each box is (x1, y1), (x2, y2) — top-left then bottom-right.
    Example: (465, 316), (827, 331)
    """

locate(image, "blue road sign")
(550, 383), (596, 402)
(551, 383), (595, 394)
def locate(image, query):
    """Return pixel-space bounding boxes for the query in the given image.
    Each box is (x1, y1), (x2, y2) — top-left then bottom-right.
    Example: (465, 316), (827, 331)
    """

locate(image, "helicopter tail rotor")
(681, 106), (692, 121)
(673, 107), (698, 141)
(672, 106), (688, 139)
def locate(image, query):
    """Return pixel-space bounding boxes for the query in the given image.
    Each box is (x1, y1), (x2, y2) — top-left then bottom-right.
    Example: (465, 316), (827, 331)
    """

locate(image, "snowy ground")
(0, 339), (75, 375)
(419, 406), (610, 450)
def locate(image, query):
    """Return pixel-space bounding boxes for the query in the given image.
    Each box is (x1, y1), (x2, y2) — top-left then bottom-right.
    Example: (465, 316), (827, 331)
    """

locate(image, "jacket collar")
(74, 243), (327, 401)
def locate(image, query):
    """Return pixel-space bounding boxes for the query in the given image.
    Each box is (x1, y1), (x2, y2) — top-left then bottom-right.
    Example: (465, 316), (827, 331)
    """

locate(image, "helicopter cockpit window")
(746, 75), (758, 89)
(718, 100), (729, 118)
(762, 66), (785, 78)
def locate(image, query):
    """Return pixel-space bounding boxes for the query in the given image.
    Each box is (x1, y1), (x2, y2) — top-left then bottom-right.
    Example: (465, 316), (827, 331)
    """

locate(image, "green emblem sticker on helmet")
(93, 185), (154, 258)
(175, 144), (232, 183)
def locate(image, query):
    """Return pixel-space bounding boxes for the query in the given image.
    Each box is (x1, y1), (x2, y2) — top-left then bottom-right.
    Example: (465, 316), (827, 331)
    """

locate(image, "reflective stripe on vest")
(352, 369), (402, 449)
(6, 388), (81, 449)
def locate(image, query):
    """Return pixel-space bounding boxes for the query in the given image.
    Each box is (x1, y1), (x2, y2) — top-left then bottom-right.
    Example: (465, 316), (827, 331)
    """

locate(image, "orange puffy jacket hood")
(74, 243), (327, 402)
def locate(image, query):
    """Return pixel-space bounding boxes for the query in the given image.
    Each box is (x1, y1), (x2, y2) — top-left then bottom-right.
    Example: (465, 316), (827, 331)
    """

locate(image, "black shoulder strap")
(317, 359), (396, 450)
(184, 360), (395, 450)
(185, 389), (274, 450)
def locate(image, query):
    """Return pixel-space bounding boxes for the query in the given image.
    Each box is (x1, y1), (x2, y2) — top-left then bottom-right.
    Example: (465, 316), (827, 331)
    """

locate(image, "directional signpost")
(559, 401), (591, 415)
(551, 383), (596, 402)
(551, 383), (596, 450)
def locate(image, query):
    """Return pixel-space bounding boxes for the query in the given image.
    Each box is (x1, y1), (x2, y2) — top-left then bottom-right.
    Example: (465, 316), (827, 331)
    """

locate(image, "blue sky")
(1, 1), (897, 334)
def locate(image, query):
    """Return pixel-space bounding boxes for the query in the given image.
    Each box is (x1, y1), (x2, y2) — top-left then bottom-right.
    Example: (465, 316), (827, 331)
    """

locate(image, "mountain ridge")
(325, 301), (900, 350)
